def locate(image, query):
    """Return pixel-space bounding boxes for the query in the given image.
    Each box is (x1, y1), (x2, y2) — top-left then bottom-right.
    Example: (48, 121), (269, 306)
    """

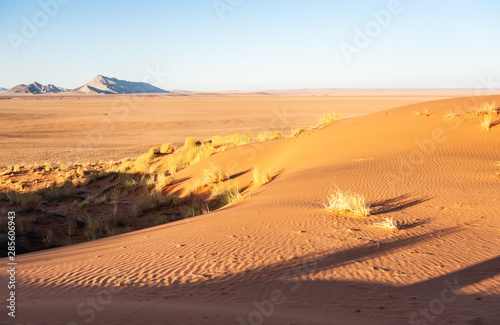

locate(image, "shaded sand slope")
(2, 96), (500, 325)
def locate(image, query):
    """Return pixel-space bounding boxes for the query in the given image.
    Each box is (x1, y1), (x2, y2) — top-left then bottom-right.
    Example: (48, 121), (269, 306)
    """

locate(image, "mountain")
(72, 75), (169, 94)
(0, 87), (7, 92)
(7, 82), (65, 94)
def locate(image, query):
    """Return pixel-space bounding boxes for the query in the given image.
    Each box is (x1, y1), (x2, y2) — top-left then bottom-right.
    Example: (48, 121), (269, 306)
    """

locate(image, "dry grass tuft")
(253, 168), (283, 186)
(444, 112), (460, 122)
(323, 189), (371, 217)
(160, 142), (175, 154)
(132, 197), (152, 217)
(480, 116), (493, 131)
(372, 217), (399, 231)
(201, 164), (229, 185)
(210, 183), (243, 207)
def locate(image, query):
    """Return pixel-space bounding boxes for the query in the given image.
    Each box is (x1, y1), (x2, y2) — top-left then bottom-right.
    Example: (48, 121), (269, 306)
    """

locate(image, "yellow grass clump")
(212, 133), (252, 146)
(323, 189), (371, 217)
(318, 112), (340, 125)
(372, 217), (399, 231)
(480, 116), (493, 131)
(253, 168), (283, 186)
(291, 127), (305, 137)
(201, 164), (229, 185)
(160, 142), (175, 154)
(474, 101), (498, 116)
(257, 131), (282, 142)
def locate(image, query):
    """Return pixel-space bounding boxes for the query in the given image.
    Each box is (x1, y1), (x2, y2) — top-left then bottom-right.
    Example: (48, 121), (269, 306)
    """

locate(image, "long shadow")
(370, 194), (431, 215)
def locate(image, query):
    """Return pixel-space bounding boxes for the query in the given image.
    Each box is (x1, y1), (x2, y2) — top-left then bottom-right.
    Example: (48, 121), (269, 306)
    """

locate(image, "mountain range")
(5, 76), (168, 94)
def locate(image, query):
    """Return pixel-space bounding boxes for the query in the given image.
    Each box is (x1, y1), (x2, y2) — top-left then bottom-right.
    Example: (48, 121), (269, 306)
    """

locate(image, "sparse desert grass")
(67, 220), (77, 237)
(318, 112), (340, 125)
(372, 217), (398, 231)
(201, 164), (229, 185)
(323, 190), (371, 217)
(291, 127), (305, 137)
(480, 116), (493, 131)
(444, 112), (460, 122)
(160, 142), (175, 154)
(257, 131), (282, 142)
(12, 165), (20, 172)
(187, 178), (206, 196)
(473, 101), (498, 116)
(253, 168), (283, 185)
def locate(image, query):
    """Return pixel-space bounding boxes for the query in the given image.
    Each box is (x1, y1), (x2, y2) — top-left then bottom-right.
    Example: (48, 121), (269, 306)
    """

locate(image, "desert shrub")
(318, 113), (340, 125)
(181, 137), (201, 150)
(253, 168), (283, 185)
(323, 189), (371, 217)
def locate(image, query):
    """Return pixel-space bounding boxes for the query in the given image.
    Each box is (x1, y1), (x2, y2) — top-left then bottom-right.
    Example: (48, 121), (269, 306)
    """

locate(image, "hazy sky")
(1, 0), (499, 91)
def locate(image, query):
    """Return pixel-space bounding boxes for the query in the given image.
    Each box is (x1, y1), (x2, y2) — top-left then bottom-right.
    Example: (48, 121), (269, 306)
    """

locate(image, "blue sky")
(0, 0), (499, 91)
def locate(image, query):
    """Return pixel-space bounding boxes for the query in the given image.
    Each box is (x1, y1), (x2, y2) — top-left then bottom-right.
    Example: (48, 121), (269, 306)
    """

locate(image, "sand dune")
(1, 94), (499, 324)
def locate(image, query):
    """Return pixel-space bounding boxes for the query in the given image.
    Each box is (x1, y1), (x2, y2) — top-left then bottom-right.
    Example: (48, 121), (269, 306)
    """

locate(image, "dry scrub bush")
(6, 191), (41, 211)
(443, 112), (460, 122)
(323, 190), (371, 217)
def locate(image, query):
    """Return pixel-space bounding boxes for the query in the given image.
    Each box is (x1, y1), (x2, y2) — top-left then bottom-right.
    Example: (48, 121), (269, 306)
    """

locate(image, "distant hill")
(71, 75), (169, 94)
(0, 87), (7, 92)
(7, 82), (65, 94)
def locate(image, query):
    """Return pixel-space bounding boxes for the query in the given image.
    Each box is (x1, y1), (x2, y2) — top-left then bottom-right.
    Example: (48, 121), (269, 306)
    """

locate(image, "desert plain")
(0, 91), (499, 325)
